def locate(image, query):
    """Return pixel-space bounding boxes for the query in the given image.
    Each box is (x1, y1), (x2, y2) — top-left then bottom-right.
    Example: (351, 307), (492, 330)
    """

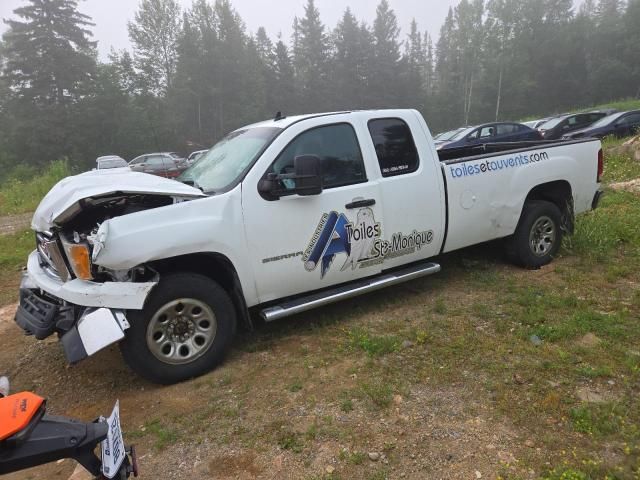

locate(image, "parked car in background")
(96, 155), (129, 170)
(563, 110), (640, 140)
(187, 149), (208, 166)
(129, 152), (187, 178)
(538, 111), (612, 140)
(437, 122), (542, 150)
(433, 128), (467, 147)
(523, 118), (552, 129)
(168, 152), (189, 169)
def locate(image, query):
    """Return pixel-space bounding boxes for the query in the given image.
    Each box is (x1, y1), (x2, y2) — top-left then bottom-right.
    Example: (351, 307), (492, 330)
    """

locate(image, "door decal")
(303, 208), (434, 279)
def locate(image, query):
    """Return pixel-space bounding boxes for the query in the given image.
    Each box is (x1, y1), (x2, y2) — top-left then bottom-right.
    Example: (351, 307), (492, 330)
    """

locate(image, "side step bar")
(260, 261), (441, 322)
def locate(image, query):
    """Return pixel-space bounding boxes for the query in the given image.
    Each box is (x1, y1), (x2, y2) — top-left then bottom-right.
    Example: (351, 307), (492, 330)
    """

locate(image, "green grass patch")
(433, 297), (447, 314)
(530, 310), (626, 343)
(277, 430), (304, 453)
(0, 229), (34, 270)
(288, 379), (303, 392)
(601, 137), (640, 183)
(564, 190), (640, 262)
(346, 328), (400, 357)
(541, 468), (589, 480)
(0, 160), (71, 216)
(358, 380), (394, 409)
(145, 419), (180, 450)
(570, 403), (623, 437)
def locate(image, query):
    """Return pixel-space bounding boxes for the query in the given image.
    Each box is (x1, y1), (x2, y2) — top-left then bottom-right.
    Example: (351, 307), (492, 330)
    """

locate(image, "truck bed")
(437, 138), (598, 162)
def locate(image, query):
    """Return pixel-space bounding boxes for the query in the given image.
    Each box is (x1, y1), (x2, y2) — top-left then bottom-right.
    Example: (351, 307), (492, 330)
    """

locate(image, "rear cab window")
(368, 118), (420, 177)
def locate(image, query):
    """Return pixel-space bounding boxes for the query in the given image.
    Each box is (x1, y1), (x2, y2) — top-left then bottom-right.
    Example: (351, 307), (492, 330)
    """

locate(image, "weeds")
(0, 160), (71, 216)
(346, 328), (400, 357)
(145, 419), (180, 450)
(359, 380), (394, 409)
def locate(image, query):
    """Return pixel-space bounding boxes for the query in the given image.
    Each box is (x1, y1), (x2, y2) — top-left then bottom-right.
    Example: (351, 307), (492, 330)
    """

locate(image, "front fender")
(93, 188), (258, 306)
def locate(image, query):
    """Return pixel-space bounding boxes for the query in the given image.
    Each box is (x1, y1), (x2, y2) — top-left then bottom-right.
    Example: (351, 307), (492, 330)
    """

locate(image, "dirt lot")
(2, 228), (639, 479)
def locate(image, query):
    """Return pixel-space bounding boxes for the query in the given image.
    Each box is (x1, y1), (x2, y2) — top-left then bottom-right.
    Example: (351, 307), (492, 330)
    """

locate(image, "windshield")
(99, 159), (128, 169)
(590, 112), (624, 129)
(179, 127), (281, 193)
(450, 127), (475, 141)
(539, 116), (568, 130)
(435, 128), (464, 141)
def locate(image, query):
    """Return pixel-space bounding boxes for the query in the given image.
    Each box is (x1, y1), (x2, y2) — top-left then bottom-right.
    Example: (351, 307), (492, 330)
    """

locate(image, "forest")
(0, 0), (639, 173)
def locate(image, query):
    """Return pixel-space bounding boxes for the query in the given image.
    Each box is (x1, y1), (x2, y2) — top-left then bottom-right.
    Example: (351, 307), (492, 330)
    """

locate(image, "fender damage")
(17, 169), (207, 364)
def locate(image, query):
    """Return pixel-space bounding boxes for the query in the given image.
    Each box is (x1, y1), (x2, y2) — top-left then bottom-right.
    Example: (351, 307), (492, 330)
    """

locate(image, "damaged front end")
(15, 170), (206, 363)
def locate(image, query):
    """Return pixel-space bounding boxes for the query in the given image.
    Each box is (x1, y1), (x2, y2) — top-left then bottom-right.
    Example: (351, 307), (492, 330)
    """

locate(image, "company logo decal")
(303, 208), (434, 278)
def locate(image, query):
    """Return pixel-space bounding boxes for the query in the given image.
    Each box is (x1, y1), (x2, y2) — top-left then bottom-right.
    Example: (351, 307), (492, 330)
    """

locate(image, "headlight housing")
(61, 240), (93, 280)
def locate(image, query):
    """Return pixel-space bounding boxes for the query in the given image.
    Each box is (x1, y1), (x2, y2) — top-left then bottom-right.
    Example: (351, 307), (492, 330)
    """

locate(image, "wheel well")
(524, 180), (574, 233)
(149, 253), (253, 330)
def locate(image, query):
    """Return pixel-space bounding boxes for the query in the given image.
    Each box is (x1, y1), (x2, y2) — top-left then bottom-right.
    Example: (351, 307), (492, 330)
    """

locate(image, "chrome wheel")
(146, 299), (217, 365)
(529, 216), (556, 257)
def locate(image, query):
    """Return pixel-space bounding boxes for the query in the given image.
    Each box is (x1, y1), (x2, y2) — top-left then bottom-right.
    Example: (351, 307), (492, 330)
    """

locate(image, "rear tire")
(506, 200), (563, 268)
(120, 273), (236, 384)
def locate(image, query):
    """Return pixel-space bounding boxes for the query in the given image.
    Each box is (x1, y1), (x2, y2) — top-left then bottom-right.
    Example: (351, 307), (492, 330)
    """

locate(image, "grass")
(0, 160), (71, 216)
(346, 327), (400, 357)
(0, 229), (35, 304)
(601, 135), (640, 183)
(144, 419), (181, 450)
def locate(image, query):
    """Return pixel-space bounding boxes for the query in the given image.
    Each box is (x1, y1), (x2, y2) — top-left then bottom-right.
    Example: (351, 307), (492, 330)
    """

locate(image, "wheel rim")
(529, 215), (556, 257)
(146, 299), (217, 365)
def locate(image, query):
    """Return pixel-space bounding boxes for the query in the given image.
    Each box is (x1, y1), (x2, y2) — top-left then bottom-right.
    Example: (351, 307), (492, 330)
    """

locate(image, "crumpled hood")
(32, 168), (205, 231)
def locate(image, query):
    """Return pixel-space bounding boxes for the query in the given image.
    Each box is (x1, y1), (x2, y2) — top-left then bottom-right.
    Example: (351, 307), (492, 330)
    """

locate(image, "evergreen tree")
(332, 8), (366, 109)
(292, 0), (329, 112)
(2, 0), (97, 166)
(370, 0), (402, 108)
(404, 19), (426, 110)
(128, 0), (182, 93)
(2, 0), (96, 104)
(624, 0), (640, 96)
(272, 36), (296, 114)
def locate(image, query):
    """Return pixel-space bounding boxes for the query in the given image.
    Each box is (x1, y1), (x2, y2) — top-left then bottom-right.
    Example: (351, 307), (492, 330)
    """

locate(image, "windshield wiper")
(181, 179), (204, 192)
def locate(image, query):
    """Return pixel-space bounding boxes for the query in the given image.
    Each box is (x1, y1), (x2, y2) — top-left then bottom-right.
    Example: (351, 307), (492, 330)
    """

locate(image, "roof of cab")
(242, 111), (352, 130)
(239, 109), (421, 131)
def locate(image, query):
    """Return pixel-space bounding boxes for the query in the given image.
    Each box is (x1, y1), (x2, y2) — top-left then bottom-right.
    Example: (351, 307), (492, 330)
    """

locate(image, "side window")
(368, 118), (419, 177)
(567, 116), (579, 126)
(589, 113), (604, 122)
(467, 129), (480, 140)
(479, 126), (495, 138)
(130, 156), (145, 165)
(496, 124), (516, 135)
(269, 123), (366, 190)
(620, 114), (640, 125)
(146, 156), (165, 167)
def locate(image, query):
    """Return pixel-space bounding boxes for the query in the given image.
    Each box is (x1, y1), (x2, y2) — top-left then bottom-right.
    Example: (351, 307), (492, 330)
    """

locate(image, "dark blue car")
(564, 110), (640, 140)
(437, 122), (542, 150)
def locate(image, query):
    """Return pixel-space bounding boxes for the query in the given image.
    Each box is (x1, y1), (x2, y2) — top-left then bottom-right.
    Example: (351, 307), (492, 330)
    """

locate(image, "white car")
(16, 110), (603, 384)
(96, 155), (128, 170)
(187, 149), (208, 166)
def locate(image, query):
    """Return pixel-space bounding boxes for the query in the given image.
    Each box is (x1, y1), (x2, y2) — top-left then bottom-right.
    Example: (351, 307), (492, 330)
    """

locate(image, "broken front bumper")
(14, 251), (157, 363)
(24, 250), (156, 310)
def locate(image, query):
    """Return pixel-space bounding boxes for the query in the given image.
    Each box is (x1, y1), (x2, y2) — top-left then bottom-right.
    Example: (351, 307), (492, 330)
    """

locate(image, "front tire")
(506, 200), (563, 268)
(120, 273), (236, 384)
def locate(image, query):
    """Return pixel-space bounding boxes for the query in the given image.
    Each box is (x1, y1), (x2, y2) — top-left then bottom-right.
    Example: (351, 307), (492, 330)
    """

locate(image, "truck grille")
(36, 232), (71, 281)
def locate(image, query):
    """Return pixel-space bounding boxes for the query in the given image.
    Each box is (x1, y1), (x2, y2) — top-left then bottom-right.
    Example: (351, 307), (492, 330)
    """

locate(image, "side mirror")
(293, 155), (323, 196)
(258, 155), (323, 200)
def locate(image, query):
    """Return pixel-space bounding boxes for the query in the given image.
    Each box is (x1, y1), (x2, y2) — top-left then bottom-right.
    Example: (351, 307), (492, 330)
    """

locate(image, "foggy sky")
(0, 0), (458, 58)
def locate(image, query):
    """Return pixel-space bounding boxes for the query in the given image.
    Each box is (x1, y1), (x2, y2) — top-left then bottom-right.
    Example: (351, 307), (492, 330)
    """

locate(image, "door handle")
(345, 199), (376, 209)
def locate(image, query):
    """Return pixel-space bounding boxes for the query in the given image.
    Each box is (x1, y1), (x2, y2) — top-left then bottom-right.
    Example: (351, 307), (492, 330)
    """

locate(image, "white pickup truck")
(15, 110), (603, 384)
